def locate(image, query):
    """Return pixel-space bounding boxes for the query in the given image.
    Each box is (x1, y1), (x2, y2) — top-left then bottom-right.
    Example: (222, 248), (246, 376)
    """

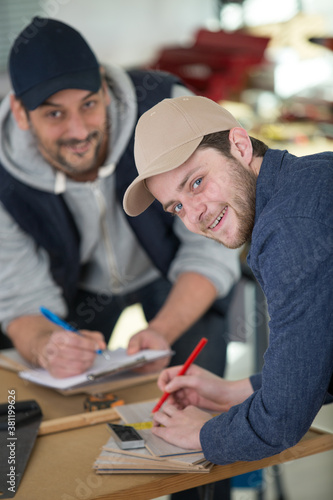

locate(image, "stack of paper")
(94, 400), (213, 474)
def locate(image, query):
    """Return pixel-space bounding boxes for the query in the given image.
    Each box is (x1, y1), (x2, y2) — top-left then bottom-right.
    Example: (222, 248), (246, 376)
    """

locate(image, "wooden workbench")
(1, 368), (332, 500)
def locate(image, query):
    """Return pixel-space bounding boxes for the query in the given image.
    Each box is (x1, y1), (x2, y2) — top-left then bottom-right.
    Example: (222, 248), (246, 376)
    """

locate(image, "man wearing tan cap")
(123, 96), (333, 465)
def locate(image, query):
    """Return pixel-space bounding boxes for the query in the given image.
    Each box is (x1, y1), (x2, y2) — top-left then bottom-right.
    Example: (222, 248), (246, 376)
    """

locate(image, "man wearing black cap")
(0, 17), (239, 404)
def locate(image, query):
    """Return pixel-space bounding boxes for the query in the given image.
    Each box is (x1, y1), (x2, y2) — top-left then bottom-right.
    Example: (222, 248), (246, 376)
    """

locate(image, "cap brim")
(123, 136), (203, 216)
(123, 178), (155, 217)
(20, 69), (101, 110)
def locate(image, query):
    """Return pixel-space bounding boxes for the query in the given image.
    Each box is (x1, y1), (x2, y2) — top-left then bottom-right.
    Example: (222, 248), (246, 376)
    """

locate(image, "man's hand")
(7, 314), (106, 378)
(126, 328), (171, 374)
(152, 404), (211, 450)
(157, 364), (254, 412)
(126, 272), (219, 374)
(36, 329), (106, 378)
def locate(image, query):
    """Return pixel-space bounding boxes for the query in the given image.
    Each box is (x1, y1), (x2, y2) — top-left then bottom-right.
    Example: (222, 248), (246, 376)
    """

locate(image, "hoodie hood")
(0, 64), (137, 193)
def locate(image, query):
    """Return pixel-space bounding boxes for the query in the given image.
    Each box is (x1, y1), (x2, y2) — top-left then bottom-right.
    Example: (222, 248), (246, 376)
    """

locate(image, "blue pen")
(40, 306), (104, 356)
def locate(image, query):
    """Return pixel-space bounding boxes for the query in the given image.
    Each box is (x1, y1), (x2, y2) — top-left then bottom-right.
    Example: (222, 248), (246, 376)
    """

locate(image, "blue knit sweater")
(200, 148), (333, 464)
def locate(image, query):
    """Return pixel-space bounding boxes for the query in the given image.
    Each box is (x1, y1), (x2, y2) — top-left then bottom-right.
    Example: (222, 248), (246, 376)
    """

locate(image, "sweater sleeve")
(200, 217), (333, 464)
(249, 373), (262, 391)
(0, 204), (67, 331)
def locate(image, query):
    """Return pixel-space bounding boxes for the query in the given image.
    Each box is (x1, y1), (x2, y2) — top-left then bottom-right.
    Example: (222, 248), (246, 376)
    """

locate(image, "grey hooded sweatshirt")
(0, 65), (240, 332)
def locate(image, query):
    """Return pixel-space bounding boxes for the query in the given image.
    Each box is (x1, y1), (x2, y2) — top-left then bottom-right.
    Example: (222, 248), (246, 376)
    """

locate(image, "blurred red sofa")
(148, 28), (270, 102)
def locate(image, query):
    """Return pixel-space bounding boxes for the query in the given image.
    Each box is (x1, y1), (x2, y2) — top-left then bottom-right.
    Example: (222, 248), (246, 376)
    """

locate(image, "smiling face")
(11, 83), (110, 181)
(146, 146), (258, 249)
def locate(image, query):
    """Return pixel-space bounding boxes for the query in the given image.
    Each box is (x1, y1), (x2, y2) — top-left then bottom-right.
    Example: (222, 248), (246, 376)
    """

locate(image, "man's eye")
(84, 100), (96, 109)
(174, 203), (183, 214)
(193, 178), (202, 189)
(47, 110), (61, 119)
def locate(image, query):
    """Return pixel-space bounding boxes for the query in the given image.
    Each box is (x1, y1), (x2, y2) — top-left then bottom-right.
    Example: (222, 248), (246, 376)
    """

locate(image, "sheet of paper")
(115, 400), (203, 457)
(18, 348), (171, 389)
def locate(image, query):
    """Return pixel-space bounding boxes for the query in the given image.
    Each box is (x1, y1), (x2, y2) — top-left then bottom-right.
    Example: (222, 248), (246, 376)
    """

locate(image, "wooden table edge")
(91, 428), (333, 500)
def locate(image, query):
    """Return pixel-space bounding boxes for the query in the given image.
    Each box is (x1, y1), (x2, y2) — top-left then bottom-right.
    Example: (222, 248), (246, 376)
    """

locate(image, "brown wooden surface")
(1, 368), (161, 420)
(1, 368), (333, 500)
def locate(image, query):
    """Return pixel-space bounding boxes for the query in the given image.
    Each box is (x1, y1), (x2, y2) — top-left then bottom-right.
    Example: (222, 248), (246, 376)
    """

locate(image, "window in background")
(0, 1), (39, 72)
(218, 0), (333, 32)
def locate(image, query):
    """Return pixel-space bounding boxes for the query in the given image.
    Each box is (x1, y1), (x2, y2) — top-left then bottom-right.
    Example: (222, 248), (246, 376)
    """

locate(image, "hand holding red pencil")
(151, 339), (252, 450)
(152, 337), (208, 413)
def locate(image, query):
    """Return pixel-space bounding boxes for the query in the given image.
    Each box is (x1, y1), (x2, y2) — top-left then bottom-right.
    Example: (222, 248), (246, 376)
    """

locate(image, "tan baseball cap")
(123, 95), (240, 216)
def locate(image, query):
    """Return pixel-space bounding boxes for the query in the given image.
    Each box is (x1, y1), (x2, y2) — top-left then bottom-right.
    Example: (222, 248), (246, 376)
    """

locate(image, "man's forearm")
(7, 315), (54, 365)
(148, 272), (218, 344)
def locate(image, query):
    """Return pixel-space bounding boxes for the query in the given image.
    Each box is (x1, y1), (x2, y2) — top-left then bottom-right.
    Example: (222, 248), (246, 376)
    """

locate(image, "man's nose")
(186, 198), (206, 224)
(66, 114), (89, 139)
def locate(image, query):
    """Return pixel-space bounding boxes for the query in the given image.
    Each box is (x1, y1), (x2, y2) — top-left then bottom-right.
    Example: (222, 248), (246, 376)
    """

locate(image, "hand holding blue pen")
(40, 307), (106, 356)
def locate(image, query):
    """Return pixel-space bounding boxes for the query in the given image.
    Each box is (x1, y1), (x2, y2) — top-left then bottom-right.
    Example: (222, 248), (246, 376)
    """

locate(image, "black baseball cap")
(9, 17), (102, 110)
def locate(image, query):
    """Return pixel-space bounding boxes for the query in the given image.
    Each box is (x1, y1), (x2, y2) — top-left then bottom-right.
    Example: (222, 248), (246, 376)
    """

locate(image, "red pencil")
(152, 337), (208, 413)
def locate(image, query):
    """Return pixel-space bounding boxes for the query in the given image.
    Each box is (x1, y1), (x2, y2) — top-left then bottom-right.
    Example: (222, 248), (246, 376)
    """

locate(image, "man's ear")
(99, 65), (111, 106)
(229, 127), (253, 165)
(10, 94), (30, 130)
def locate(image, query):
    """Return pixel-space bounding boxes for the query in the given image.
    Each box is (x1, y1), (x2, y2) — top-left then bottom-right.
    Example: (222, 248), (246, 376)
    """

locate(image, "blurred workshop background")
(1, 1), (332, 499)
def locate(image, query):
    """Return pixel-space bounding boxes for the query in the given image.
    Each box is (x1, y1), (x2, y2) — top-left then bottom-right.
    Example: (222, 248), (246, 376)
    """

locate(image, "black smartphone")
(107, 423), (145, 449)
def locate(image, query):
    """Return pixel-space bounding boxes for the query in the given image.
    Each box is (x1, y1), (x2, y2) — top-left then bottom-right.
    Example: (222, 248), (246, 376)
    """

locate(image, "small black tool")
(0, 399), (43, 498)
(0, 400), (42, 430)
(107, 423), (145, 449)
